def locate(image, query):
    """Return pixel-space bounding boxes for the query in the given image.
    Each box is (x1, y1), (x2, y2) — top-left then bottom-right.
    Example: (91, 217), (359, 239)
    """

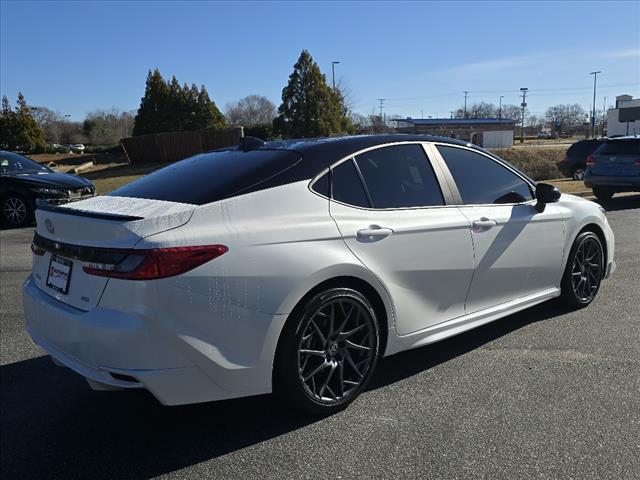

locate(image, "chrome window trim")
(308, 141), (456, 210)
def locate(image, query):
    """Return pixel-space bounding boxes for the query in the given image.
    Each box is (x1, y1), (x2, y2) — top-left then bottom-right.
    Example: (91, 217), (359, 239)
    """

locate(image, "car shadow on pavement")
(595, 193), (640, 212)
(369, 300), (572, 390)
(0, 300), (572, 479)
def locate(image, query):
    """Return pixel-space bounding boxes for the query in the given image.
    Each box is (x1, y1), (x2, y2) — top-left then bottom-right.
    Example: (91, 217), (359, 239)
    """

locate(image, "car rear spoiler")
(37, 204), (144, 222)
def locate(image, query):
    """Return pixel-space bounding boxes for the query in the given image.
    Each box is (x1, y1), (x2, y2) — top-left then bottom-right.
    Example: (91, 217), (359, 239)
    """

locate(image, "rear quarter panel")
(121, 181), (397, 392)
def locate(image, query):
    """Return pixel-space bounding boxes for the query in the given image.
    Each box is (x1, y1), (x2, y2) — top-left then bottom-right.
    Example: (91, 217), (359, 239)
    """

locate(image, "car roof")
(263, 134), (471, 155)
(221, 134), (508, 189)
(254, 134), (476, 177)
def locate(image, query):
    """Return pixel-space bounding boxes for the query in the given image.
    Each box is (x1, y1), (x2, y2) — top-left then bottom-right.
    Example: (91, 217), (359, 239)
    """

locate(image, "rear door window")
(354, 144), (444, 208)
(331, 159), (370, 208)
(110, 149), (301, 205)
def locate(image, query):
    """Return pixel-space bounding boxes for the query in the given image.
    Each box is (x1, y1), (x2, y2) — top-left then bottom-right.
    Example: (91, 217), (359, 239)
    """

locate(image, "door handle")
(472, 217), (497, 230)
(357, 225), (393, 242)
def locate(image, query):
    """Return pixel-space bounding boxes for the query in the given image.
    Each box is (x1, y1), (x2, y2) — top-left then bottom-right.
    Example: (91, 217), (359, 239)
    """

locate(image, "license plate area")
(46, 255), (73, 295)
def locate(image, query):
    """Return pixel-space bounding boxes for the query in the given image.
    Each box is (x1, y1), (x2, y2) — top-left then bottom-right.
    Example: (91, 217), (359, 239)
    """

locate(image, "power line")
(378, 82), (639, 104)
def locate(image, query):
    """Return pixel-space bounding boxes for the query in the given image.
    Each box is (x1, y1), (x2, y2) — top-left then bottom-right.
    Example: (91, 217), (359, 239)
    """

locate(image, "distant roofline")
(393, 117), (516, 125)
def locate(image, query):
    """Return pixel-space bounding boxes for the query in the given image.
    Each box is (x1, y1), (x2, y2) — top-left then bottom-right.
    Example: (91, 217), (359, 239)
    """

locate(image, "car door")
(326, 143), (475, 336)
(434, 144), (565, 314)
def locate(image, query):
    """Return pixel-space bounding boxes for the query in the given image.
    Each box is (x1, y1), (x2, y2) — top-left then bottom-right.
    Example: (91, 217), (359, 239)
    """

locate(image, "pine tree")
(0, 93), (45, 151)
(0, 96), (14, 148)
(274, 50), (352, 138)
(133, 69), (170, 135)
(196, 85), (226, 130)
(133, 69), (226, 135)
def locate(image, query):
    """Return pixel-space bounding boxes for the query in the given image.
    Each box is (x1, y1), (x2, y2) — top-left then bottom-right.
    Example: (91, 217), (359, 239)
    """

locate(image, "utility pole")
(499, 95), (504, 121)
(590, 70), (601, 138)
(602, 96), (607, 136)
(463, 91), (469, 118)
(377, 98), (386, 128)
(519, 88), (528, 143)
(331, 61), (340, 91)
(122, 112), (128, 138)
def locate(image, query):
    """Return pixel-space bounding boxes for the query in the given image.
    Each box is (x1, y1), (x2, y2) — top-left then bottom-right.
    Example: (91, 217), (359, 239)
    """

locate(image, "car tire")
(593, 187), (614, 201)
(572, 167), (585, 181)
(1, 194), (32, 227)
(559, 232), (604, 309)
(274, 287), (380, 416)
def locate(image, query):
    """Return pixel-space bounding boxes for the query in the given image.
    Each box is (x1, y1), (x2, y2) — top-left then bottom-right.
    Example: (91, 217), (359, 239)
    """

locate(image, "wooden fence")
(120, 127), (244, 164)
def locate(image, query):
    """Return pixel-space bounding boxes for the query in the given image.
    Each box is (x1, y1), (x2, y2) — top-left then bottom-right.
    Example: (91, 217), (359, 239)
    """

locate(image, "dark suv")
(556, 138), (604, 180)
(584, 137), (640, 200)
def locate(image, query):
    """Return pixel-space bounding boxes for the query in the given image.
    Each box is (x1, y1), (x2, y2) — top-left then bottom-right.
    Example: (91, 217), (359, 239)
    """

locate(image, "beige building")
(393, 118), (515, 148)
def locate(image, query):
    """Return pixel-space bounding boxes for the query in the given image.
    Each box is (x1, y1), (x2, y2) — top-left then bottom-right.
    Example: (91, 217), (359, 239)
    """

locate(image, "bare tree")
(527, 114), (545, 129)
(335, 78), (355, 114)
(29, 106), (63, 143)
(84, 108), (135, 145)
(545, 104), (587, 133)
(350, 112), (370, 132)
(453, 102), (499, 119)
(225, 95), (276, 126)
(499, 104), (524, 124)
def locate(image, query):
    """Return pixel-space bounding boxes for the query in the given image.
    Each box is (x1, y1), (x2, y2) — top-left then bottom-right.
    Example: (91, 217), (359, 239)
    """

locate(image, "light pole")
(602, 96), (607, 136)
(122, 112), (129, 138)
(463, 91), (469, 118)
(499, 95), (504, 121)
(331, 61), (340, 91)
(590, 70), (601, 138)
(519, 88), (528, 143)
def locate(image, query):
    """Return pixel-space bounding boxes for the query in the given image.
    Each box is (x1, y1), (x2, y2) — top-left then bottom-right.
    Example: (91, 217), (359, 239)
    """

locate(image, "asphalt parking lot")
(1, 195), (639, 480)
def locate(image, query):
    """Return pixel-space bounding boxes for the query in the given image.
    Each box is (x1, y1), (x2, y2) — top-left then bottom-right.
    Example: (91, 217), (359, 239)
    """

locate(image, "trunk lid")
(32, 196), (195, 311)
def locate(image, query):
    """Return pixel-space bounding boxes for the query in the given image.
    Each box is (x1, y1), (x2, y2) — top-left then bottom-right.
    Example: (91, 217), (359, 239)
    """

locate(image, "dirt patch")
(491, 146), (567, 181)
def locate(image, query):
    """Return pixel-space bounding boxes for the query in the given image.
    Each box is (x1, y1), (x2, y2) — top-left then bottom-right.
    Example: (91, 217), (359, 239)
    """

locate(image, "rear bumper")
(22, 276), (281, 405)
(584, 174), (640, 190)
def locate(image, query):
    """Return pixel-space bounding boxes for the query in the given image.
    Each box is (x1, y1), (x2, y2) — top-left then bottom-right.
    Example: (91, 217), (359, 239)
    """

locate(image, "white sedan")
(23, 135), (615, 415)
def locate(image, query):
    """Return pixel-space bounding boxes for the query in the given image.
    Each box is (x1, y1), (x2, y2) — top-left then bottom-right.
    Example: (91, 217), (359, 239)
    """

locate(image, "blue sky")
(1, 0), (639, 120)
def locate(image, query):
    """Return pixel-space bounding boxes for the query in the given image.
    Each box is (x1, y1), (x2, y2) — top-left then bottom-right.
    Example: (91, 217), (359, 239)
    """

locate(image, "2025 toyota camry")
(23, 135), (615, 415)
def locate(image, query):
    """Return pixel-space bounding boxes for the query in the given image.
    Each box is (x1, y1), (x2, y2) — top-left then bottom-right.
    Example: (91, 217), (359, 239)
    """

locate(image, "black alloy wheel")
(1, 195), (31, 227)
(275, 288), (380, 415)
(560, 232), (604, 308)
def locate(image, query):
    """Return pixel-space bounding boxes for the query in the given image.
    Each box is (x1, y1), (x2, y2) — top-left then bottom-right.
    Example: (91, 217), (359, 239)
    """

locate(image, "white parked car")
(23, 135), (615, 415)
(69, 144), (85, 152)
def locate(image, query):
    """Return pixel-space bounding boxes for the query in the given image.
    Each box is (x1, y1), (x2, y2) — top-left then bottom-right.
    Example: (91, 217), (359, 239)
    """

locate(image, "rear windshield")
(111, 149), (301, 205)
(595, 140), (640, 156)
(567, 139), (602, 156)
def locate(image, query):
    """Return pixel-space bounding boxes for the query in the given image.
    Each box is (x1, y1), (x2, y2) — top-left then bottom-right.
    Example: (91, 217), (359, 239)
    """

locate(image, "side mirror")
(534, 183), (561, 212)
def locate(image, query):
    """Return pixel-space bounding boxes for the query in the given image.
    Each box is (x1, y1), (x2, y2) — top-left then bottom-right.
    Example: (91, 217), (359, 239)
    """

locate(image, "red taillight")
(586, 154), (596, 167)
(634, 159), (640, 166)
(82, 245), (228, 280)
(31, 242), (45, 256)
